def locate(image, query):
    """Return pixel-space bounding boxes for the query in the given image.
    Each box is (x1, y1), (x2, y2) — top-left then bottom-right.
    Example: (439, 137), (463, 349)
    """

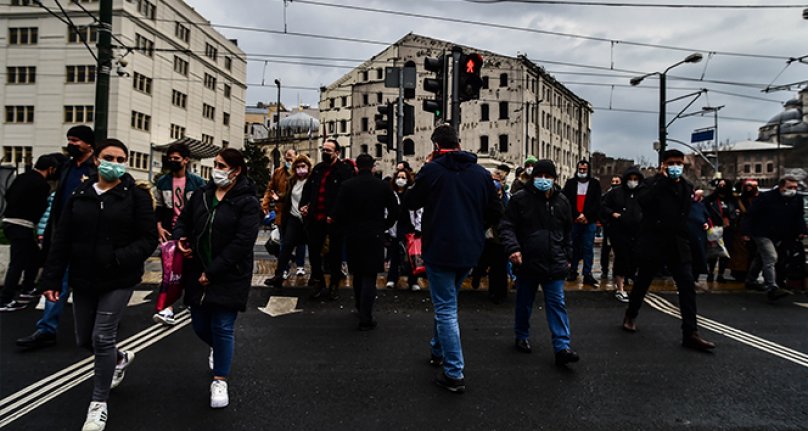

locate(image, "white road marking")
(793, 302), (808, 309)
(644, 293), (808, 369)
(127, 291), (152, 307)
(258, 296), (302, 317)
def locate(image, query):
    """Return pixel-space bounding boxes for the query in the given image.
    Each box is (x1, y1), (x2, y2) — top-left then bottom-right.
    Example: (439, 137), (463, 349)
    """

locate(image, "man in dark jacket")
(600, 167), (644, 302)
(17, 125), (98, 349)
(405, 125), (501, 393)
(0, 155), (60, 311)
(599, 175), (622, 279)
(499, 159), (580, 366)
(562, 160), (601, 287)
(743, 176), (807, 300)
(299, 139), (355, 300)
(334, 154), (398, 330)
(622, 150), (715, 352)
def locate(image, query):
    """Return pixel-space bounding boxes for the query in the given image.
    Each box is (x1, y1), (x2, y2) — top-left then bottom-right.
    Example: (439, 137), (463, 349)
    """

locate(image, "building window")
(361, 117), (369, 132)
(171, 90), (187, 108)
(362, 94), (369, 105)
(754, 163), (762, 173)
(205, 43), (218, 61)
(403, 139), (415, 156)
(498, 134), (508, 153)
(10, 27), (38, 45)
(376, 68), (383, 79)
(63, 105), (94, 123)
(135, 33), (154, 57)
(376, 93), (383, 103)
(499, 102), (509, 120)
(480, 104), (489, 121)
(175, 22), (190, 43)
(223, 84), (231, 99)
(201, 134), (214, 145)
(203, 104), (216, 120)
(5, 106), (35, 123)
(482, 76), (489, 90)
(204, 73), (217, 90)
(130, 111), (151, 131)
(328, 122), (335, 134)
(66, 65), (96, 83)
(10, 0), (35, 5)
(222, 140), (229, 148)
(68, 26), (98, 44)
(6, 66), (36, 84)
(499, 73), (508, 87)
(128, 151), (150, 171)
(358, 144), (368, 154)
(766, 162), (773, 173)
(173, 56), (189, 76)
(170, 124), (186, 140)
(199, 165), (211, 179)
(375, 144), (383, 158)
(339, 120), (347, 134)
(341, 96), (348, 107)
(361, 71), (369, 81)
(480, 136), (489, 153)
(1, 146), (33, 164)
(224, 56), (232, 71)
(223, 112), (230, 126)
(135, 0), (156, 19)
(132, 72), (153, 95)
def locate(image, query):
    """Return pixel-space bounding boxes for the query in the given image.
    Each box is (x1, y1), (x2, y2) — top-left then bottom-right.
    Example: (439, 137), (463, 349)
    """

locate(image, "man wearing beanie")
(562, 159), (601, 288)
(405, 124), (502, 393)
(500, 159), (580, 366)
(511, 155), (537, 195)
(17, 125), (97, 349)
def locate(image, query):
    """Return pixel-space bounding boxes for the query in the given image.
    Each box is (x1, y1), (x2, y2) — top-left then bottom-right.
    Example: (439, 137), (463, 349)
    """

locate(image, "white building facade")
(1, 0), (247, 180)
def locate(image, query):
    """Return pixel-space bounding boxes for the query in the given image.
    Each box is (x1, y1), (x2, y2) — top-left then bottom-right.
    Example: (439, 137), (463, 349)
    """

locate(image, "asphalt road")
(2, 281), (808, 431)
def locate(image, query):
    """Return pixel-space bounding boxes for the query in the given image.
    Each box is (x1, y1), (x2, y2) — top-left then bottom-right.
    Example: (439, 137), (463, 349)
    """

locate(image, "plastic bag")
(706, 225), (724, 242)
(156, 240), (184, 312)
(264, 226), (281, 256)
(406, 233), (426, 277)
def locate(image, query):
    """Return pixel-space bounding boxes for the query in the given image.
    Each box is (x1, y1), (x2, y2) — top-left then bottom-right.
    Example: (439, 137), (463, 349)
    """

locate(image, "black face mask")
(65, 144), (84, 159)
(321, 152), (333, 163)
(46, 169), (59, 181)
(166, 161), (183, 173)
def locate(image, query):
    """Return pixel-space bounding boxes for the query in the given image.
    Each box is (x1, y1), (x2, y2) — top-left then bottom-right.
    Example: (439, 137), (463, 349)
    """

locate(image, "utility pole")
(93, 0), (114, 142)
(396, 67), (404, 165)
(450, 46), (462, 132)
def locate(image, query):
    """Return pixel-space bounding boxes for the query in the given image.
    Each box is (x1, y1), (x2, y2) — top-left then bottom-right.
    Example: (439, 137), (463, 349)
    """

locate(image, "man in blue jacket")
(405, 125), (501, 393)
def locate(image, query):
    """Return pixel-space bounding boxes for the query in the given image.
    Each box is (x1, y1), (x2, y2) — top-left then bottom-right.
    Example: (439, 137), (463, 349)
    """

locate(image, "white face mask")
(212, 168), (232, 188)
(395, 178), (408, 188)
(781, 189), (797, 198)
(577, 172), (588, 180)
(525, 167), (533, 176)
(627, 180), (639, 190)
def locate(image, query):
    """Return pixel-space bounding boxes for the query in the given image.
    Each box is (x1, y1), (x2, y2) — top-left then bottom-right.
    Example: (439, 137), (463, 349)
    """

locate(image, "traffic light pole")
(450, 46), (462, 132)
(396, 68), (404, 165)
(93, 0), (113, 142)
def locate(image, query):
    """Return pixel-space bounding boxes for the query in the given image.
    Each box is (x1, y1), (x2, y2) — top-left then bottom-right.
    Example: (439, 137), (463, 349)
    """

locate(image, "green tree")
(243, 141), (271, 194)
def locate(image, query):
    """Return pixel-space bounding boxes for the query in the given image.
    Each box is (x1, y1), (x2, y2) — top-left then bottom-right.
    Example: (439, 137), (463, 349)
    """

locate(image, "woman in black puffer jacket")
(173, 148), (260, 410)
(41, 139), (157, 431)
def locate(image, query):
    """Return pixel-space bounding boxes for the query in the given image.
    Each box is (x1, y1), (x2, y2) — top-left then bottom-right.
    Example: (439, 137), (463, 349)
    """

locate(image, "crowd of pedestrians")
(1, 123), (806, 429)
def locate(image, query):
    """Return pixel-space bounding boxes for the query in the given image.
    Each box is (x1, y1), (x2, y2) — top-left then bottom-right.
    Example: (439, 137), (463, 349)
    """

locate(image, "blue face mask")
(667, 165), (684, 179)
(533, 177), (553, 192)
(98, 159), (127, 181)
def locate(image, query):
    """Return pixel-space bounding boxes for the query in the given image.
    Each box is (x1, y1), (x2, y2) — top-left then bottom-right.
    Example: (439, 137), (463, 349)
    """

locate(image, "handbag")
(405, 233), (426, 277)
(155, 240), (184, 312)
(705, 223), (729, 259)
(264, 226), (281, 256)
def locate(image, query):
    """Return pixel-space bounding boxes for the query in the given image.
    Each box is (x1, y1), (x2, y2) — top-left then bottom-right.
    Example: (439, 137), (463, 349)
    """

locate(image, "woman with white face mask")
(173, 149), (260, 410)
(386, 169), (423, 291)
(265, 154), (313, 288)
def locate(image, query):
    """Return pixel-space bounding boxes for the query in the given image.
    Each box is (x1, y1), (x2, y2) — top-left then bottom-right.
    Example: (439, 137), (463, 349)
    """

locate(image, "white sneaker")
(152, 308), (176, 326)
(208, 348), (214, 371)
(385, 281), (395, 289)
(614, 291), (630, 303)
(410, 284), (421, 291)
(82, 401), (108, 431)
(295, 267), (306, 276)
(111, 351), (134, 389)
(210, 380), (229, 408)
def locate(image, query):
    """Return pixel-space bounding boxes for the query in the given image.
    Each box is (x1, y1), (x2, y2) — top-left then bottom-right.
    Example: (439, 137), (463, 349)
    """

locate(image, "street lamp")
(273, 79), (281, 169)
(630, 53), (703, 164)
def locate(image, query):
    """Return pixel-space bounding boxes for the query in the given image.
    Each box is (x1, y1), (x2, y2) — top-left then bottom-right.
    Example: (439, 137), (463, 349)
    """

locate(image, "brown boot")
(622, 314), (637, 333)
(682, 332), (716, 351)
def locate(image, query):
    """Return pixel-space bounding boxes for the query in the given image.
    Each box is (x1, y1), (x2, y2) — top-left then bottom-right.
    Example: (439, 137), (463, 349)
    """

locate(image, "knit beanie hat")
(66, 125), (95, 147)
(532, 159), (557, 178)
(524, 155), (538, 166)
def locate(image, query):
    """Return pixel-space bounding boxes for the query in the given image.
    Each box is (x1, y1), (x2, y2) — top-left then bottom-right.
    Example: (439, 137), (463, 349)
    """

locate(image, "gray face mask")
(781, 189), (797, 198)
(212, 168), (232, 188)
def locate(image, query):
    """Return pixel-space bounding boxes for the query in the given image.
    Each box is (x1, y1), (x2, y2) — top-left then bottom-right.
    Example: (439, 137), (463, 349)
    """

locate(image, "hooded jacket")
(40, 173), (157, 294)
(635, 173), (694, 263)
(561, 161), (602, 223)
(404, 151), (502, 269)
(173, 176), (261, 311)
(600, 166), (644, 240)
(153, 170), (206, 230)
(499, 182), (573, 280)
(744, 188), (807, 241)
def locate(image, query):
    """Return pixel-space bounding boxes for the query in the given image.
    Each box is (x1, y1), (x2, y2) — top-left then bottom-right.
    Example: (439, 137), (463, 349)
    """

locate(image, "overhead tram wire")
(461, 0), (807, 9)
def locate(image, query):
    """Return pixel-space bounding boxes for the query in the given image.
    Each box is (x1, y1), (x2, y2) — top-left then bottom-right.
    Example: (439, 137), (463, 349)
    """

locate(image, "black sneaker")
(17, 288), (39, 301)
(555, 348), (580, 366)
(515, 338), (532, 353)
(429, 354), (444, 367)
(16, 330), (57, 348)
(582, 274), (600, 288)
(0, 300), (27, 312)
(745, 282), (766, 292)
(767, 287), (792, 301)
(435, 372), (465, 394)
(565, 272), (578, 282)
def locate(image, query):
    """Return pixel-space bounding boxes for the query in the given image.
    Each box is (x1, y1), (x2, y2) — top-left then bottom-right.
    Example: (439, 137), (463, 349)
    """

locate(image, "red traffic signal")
(458, 53), (484, 102)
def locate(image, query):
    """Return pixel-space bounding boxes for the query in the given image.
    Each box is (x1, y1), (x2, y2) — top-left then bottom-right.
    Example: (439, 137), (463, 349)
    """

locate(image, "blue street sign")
(691, 128), (715, 143)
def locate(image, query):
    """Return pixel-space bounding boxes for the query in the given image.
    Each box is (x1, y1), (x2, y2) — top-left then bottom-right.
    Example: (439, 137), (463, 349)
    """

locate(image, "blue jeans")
(426, 264), (469, 380)
(571, 223), (597, 276)
(37, 271), (70, 334)
(191, 305), (238, 378)
(514, 277), (571, 352)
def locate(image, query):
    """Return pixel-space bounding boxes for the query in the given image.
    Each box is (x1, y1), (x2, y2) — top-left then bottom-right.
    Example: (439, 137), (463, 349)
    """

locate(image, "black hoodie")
(600, 166), (644, 240)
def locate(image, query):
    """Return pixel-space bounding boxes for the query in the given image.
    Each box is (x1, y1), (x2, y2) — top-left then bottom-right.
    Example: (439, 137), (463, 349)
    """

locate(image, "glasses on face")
(101, 154), (127, 163)
(214, 161), (229, 170)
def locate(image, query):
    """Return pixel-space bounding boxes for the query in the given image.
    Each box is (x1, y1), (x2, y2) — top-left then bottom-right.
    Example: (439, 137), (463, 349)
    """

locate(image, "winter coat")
(333, 171), (398, 274)
(600, 167), (644, 241)
(745, 189), (807, 242)
(43, 158), (97, 254)
(173, 176), (261, 311)
(499, 183), (573, 280)
(3, 170), (50, 225)
(562, 176), (602, 224)
(299, 159), (355, 223)
(40, 174), (158, 294)
(704, 192), (740, 228)
(153, 171), (206, 230)
(404, 151), (502, 269)
(634, 174), (694, 264)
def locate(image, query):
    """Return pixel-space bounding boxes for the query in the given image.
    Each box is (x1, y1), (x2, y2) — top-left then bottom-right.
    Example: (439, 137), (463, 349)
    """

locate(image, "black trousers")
(0, 224), (41, 303)
(626, 258), (698, 336)
(306, 220), (344, 286)
(274, 216), (307, 277)
(352, 273), (377, 324)
(600, 227), (612, 275)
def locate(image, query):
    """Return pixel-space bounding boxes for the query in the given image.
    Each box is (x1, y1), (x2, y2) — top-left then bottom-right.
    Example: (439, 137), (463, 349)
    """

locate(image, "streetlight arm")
(667, 138), (717, 172)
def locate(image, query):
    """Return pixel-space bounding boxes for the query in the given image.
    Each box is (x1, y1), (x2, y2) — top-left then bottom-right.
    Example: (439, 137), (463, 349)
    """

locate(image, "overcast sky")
(187, 0), (807, 163)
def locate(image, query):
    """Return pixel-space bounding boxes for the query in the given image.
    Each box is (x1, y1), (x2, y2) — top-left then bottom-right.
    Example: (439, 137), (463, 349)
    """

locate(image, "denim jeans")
(751, 237), (778, 290)
(37, 270), (70, 334)
(571, 223), (597, 276)
(191, 305), (238, 378)
(426, 264), (469, 380)
(514, 277), (571, 352)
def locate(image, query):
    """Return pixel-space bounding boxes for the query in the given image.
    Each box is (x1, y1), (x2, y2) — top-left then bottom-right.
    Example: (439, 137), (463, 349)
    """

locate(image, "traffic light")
(403, 102), (415, 136)
(375, 102), (394, 151)
(423, 55), (447, 119)
(457, 53), (484, 102)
